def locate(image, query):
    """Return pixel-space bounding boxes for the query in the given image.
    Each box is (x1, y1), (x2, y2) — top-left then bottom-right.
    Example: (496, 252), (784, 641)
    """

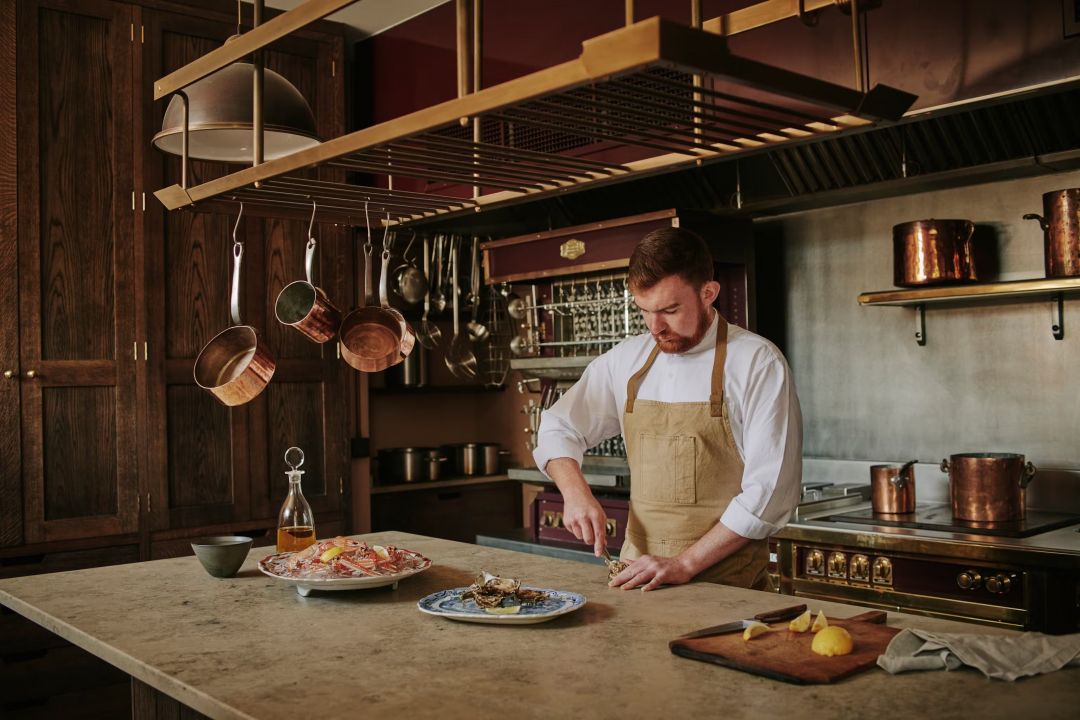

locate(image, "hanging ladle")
(430, 234), (447, 314)
(445, 237), (477, 379)
(416, 235), (441, 349)
(466, 236), (490, 342)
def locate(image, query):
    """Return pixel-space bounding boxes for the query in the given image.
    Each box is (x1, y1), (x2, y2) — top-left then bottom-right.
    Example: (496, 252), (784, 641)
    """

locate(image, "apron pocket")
(635, 433), (697, 505)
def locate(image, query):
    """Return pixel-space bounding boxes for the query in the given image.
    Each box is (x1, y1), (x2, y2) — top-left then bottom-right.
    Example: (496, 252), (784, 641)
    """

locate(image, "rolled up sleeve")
(719, 355), (803, 540)
(532, 356), (622, 478)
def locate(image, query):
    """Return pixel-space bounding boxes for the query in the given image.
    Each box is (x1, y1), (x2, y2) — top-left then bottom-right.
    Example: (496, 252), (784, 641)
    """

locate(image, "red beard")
(653, 307), (713, 354)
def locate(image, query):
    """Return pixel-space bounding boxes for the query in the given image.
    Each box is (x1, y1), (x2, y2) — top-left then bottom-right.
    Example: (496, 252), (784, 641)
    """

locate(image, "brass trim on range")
(152, 12), (915, 227)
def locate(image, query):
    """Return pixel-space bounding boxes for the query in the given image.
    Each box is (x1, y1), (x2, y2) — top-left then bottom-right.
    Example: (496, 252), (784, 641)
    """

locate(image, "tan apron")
(620, 317), (770, 590)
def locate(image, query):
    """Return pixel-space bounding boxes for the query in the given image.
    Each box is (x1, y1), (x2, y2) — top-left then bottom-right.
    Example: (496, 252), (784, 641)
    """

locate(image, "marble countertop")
(1, 532), (1078, 720)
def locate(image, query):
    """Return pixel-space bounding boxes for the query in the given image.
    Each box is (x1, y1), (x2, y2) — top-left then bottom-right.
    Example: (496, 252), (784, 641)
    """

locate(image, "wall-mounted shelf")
(370, 474), (512, 495)
(858, 277), (1080, 345)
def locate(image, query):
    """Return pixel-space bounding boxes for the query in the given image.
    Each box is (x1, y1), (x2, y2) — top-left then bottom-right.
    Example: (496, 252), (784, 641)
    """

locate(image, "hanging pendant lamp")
(152, 0), (317, 163)
(152, 62), (318, 163)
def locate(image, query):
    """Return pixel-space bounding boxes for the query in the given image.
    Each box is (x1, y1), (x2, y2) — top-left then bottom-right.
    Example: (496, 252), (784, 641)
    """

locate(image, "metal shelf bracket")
(1052, 292), (1064, 340)
(914, 303), (926, 346)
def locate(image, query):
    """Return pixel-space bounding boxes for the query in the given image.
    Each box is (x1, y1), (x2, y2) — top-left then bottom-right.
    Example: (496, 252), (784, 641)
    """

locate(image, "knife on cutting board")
(678, 604), (808, 640)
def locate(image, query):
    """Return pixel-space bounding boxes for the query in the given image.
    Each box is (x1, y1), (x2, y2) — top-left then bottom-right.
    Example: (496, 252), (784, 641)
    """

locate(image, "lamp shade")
(152, 62), (318, 162)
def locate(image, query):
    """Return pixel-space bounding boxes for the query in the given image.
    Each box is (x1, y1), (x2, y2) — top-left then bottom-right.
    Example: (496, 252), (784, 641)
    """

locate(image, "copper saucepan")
(339, 240), (415, 373)
(870, 460), (917, 514)
(893, 219), (978, 287)
(941, 453), (1036, 523)
(194, 207), (276, 406)
(274, 202), (341, 343)
(1023, 188), (1080, 278)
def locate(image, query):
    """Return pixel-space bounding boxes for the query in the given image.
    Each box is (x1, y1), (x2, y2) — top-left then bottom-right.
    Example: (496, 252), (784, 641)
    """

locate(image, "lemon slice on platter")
(319, 546), (346, 563)
(372, 545), (390, 560)
(484, 605), (522, 615)
(811, 610), (829, 633)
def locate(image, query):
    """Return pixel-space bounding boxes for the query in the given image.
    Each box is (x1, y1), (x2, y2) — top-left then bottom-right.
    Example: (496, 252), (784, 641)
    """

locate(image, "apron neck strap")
(624, 342), (661, 414)
(709, 316), (728, 417)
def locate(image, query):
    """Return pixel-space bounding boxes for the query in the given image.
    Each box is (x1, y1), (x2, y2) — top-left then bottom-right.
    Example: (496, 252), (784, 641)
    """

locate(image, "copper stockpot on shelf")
(941, 453), (1037, 523)
(893, 219), (978, 287)
(870, 460), (917, 514)
(1023, 188), (1080, 278)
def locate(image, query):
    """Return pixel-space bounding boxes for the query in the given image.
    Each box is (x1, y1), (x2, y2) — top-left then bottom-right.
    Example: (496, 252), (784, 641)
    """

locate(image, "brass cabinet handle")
(2, 369), (15, 380)
(24, 370), (37, 379)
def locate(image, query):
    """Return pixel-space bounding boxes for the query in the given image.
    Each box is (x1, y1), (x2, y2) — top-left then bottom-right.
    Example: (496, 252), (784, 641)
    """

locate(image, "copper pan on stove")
(941, 453), (1036, 523)
(870, 460), (917, 514)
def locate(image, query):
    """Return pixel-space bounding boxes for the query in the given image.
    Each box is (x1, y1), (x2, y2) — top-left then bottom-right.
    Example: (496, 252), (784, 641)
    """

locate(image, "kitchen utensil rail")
(153, 15), (915, 227)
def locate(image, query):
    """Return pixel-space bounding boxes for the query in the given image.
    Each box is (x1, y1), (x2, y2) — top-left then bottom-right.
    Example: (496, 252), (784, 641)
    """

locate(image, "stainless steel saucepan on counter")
(378, 447), (444, 483)
(442, 442), (506, 476)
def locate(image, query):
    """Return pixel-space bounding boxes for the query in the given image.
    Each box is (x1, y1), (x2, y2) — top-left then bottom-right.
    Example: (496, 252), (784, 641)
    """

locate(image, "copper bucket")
(274, 202), (341, 343)
(194, 209), (276, 406)
(1023, 188), (1080, 278)
(893, 219), (978, 286)
(870, 460), (917, 514)
(941, 453), (1037, 522)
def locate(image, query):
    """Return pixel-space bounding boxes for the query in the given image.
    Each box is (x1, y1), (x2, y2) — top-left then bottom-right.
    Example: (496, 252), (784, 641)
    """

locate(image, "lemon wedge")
(372, 545), (390, 560)
(811, 626), (854, 656)
(484, 605), (522, 615)
(742, 621), (770, 641)
(811, 610), (829, 633)
(319, 546), (346, 563)
(788, 609), (812, 632)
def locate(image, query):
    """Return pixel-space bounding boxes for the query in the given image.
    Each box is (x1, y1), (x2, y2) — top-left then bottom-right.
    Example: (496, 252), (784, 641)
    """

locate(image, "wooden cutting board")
(669, 611), (901, 684)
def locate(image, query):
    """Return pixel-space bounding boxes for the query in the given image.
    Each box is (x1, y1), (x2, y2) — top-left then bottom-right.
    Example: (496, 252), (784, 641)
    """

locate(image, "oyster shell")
(459, 570), (546, 608)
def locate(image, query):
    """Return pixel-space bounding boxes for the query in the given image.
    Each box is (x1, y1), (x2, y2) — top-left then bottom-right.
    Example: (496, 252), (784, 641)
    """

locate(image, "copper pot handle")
(1023, 213), (1048, 232)
(1020, 461), (1037, 489)
(304, 237), (316, 286)
(229, 203), (244, 326)
(380, 249), (392, 309)
(940, 458), (950, 474)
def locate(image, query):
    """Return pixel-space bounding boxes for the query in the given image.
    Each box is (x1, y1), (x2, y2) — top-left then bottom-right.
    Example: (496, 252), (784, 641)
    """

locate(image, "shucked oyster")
(460, 570), (546, 608)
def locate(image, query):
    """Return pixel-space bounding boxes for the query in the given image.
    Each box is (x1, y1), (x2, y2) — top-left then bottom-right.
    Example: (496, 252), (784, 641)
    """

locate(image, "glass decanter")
(276, 446), (316, 552)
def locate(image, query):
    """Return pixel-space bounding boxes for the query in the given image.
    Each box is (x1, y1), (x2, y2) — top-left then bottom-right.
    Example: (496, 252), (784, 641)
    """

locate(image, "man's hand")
(560, 490), (609, 556)
(610, 554), (695, 591)
(545, 457), (609, 556)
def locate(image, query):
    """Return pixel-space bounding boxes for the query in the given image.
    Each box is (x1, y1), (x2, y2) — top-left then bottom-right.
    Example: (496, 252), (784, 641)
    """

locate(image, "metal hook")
(363, 199), (372, 251)
(232, 202), (244, 246)
(382, 211), (391, 250)
(307, 198), (317, 241)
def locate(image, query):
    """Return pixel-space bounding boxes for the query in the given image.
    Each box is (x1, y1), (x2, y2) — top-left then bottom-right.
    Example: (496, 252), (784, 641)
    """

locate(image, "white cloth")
(532, 313), (803, 539)
(877, 628), (1080, 681)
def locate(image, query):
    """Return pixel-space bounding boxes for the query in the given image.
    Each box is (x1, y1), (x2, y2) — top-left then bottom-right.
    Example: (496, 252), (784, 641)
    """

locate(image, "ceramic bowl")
(190, 536), (253, 578)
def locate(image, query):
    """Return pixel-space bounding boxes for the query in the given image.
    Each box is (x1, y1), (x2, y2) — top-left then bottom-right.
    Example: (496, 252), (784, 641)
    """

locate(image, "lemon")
(372, 545), (390, 560)
(742, 621), (770, 641)
(484, 605), (522, 615)
(811, 626), (854, 656)
(788, 609), (812, 632)
(319, 546), (346, 563)
(811, 610), (829, 633)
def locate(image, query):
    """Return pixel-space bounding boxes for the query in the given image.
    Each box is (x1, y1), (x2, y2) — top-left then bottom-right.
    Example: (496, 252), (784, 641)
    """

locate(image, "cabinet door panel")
(17, 0), (137, 543)
(1, 0), (20, 547)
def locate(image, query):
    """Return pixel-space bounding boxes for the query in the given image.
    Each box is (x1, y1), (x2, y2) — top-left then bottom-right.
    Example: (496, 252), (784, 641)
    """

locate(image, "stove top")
(820, 503), (1080, 538)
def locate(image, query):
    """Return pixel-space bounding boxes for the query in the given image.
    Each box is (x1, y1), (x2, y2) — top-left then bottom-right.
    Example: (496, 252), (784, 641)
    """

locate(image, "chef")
(533, 228), (802, 591)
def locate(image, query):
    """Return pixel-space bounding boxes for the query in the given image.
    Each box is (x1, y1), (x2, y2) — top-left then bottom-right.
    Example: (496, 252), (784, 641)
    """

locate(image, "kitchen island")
(1, 532), (1077, 720)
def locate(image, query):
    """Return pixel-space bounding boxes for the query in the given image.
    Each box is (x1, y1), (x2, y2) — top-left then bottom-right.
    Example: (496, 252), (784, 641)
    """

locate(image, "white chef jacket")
(533, 312), (803, 540)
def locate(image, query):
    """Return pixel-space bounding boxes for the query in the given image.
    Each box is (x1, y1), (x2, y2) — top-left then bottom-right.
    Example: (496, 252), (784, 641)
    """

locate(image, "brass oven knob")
(554, 512), (564, 529)
(850, 554), (870, 581)
(985, 574), (1012, 595)
(957, 570), (982, 590)
(805, 549), (825, 576)
(872, 556), (893, 586)
(827, 552), (847, 579)
(605, 518), (617, 537)
(541, 512), (555, 527)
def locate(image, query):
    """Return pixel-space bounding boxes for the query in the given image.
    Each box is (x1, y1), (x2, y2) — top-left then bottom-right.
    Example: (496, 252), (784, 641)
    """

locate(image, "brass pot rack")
(153, 1), (916, 227)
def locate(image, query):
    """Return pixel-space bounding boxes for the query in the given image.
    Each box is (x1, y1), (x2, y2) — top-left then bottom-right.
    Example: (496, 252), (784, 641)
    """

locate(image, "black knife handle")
(753, 604), (807, 624)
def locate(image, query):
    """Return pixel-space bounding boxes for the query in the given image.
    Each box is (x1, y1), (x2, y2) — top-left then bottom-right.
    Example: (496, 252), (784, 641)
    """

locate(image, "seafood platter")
(417, 570), (586, 625)
(259, 536), (431, 596)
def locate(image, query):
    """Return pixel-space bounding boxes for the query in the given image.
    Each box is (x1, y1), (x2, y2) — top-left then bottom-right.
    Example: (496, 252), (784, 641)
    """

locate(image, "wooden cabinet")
(0, 0), (351, 568)
(371, 481), (522, 544)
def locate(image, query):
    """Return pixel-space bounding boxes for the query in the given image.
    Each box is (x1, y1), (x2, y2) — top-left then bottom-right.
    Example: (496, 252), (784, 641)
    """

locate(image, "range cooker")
(773, 491), (1080, 634)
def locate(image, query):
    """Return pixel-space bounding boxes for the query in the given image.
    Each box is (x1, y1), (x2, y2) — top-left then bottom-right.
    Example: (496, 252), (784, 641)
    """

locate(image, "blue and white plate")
(417, 587), (586, 625)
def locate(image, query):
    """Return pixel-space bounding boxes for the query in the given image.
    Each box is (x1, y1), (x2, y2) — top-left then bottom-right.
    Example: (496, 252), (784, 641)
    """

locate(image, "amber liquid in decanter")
(276, 525), (316, 553)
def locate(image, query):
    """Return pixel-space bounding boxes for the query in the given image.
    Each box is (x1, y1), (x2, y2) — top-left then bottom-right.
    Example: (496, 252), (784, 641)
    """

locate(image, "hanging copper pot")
(1023, 188), (1080, 278)
(893, 219), (979, 287)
